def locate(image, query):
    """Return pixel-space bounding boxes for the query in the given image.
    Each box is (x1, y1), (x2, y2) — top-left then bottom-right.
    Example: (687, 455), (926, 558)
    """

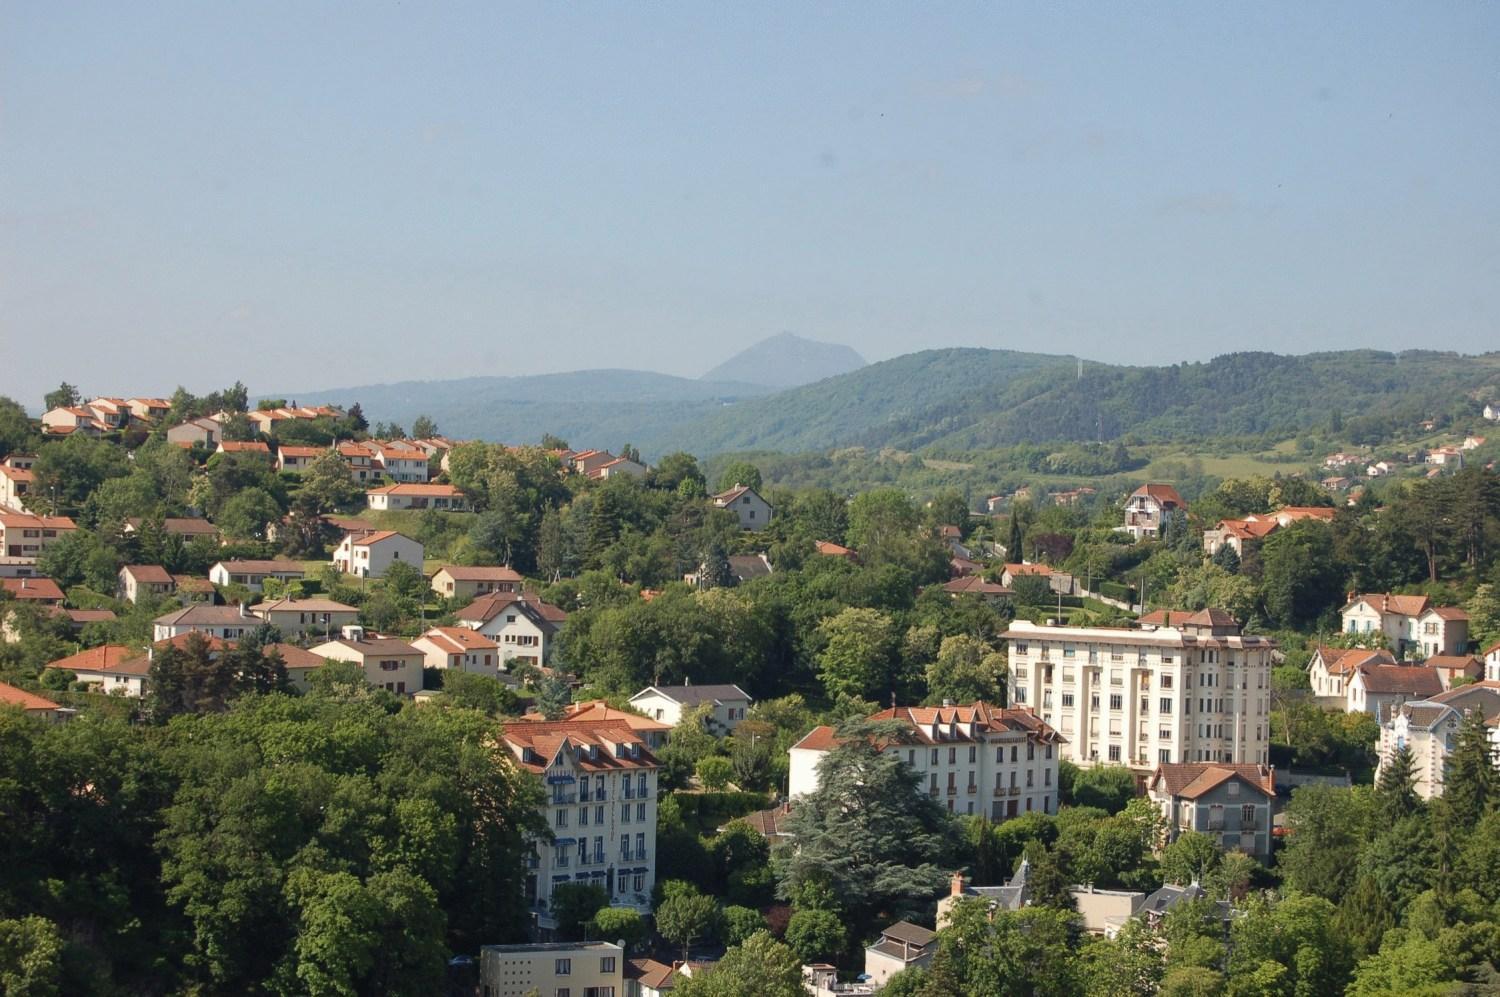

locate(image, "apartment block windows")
(1160, 698), (1174, 714)
(1109, 694), (1122, 711)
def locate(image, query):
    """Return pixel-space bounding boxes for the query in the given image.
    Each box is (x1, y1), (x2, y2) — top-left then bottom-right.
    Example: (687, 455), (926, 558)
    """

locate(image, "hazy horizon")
(4, 3), (1498, 405)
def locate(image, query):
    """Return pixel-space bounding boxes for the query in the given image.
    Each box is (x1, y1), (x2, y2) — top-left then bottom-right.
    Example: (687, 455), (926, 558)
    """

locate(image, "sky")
(3, 3), (1498, 406)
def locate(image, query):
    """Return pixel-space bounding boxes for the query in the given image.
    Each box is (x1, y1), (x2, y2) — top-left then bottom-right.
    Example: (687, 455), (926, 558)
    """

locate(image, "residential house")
(208, 559), (306, 591)
(430, 565), (522, 601)
(1426, 655), (1485, 690)
(1147, 762), (1276, 859)
(0, 464), (34, 510)
(1348, 664), (1447, 717)
(374, 445), (429, 483)
(0, 682), (67, 721)
(1324, 452), (1363, 469)
(123, 516), (219, 541)
(3, 455), (35, 471)
(1201, 517), (1279, 559)
(1485, 403), (1500, 422)
(1462, 435), (1487, 451)
(591, 456), (648, 480)
(939, 869), (1144, 937)
(863, 922), (936, 987)
(724, 801), (795, 847)
(250, 597), (358, 638)
(308, 636), (425, 695)
(499, 717), (661, 926)
(626, 957), (687, 997)
(83, 398), (132, 429)
(1486, 642), (1500, 683)
(790, 700), (1062, 819)
(125, 397), (172, 422)
(712, 484), (773, 531)
(479, 941), (625, 997)
(684, 553), (772, 587)
(940, 576), (1013, 604)
(365, 482), (468, 511)
(1307, 646), (1396, 700)
(1377, 682), (1500, 799)
(117, 565), (176, 604)
(153, 604), (261, 642)
(1052, 487), (1097, 507)
(629, 684), (753, 735)
(0, 514), (77, 561)
(173, 575), (216, 602)
(331, 530), (423, 578)
(411, 626), (501, 677)
(40, 406), (108, 435)
(45, 645), (151, 697)
(274, 445), (325, 473)
(1121, 484), (1187, 540)
(455, 592), (565, 667)
(569, 450), (617, 477)
(1000, 562), (1074, 594)
(814, 540), (858, 562)
(1426, 446), (1464, 467)
(2, 605), (116, 643)
(1366, 461), (1394, 477)
(216, 440), (272, 458)
(1003, 610), (1275, 770)
(1134, 882), (1233, 933)
(337, 442), (383, 482)
(268, 643), (327, 692)
(1341, 593), (1469, 657)
(1, 577), (64, 605)
(531, 701), (673, 750)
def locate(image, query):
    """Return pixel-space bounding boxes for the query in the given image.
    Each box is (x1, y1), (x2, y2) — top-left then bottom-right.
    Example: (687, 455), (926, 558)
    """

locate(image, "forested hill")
(654, 348), (1500, 454)
(290, 349), (1500, 457)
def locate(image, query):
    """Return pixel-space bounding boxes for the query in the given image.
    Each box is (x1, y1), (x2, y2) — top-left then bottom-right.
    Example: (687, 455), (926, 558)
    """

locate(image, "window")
(1108, 745), (1121, 761)
(930, 748), (939, 764)
(600, 956), (616, 973)
(637, 803), (646, 821)
(556, 810), (568, 828)
(1061, 693), (1075, 708)
(1159, 748), (1170, 762)
(1242, 804), (1256, 824)
(1027, 742), (1035, 761)
(948, 747), (956, 764)
(1010, 746), (1018, 763)
(969, 746), (977, 763)
(1109, 694), (1122, 711)
(580, 807), (589, 826)
(635, 833), (645, 857)
(622, 806), (630, 824)
(596, 805), (605, 824)
(556, 958), (572, 975)
(637, 773), (647, 797)
(1159, 698), (1173, 714)
(1227, 780), (1240, 798)
(634, 874), (645, 892)
(1161, 675), (1173, 689)
(1013, 687), (1026, 703)
(620, 835), (630, 859)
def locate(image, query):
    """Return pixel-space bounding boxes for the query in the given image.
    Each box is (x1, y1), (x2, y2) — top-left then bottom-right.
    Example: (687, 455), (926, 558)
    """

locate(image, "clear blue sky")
(3, 2), (1497, 405)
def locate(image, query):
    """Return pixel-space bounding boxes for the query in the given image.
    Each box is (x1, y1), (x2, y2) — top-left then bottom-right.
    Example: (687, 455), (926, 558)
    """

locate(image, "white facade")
(627, 684), (753, 735)
(308, 637), (425, 695)
(1486, 643), (1500, 683)
(480, 942), (624, 997)
(411, 627), (500, 677)
(331, 531), (424, 578)
(1003, 613), (1273, 771)
(1377, 683), (1500, 800)
(501, 720), (660, 930)
(712, 485), (773, 531)
(1341, 594), (1469, 658)
(789, 701), (1061, 821)
(208, 561), (306, 592)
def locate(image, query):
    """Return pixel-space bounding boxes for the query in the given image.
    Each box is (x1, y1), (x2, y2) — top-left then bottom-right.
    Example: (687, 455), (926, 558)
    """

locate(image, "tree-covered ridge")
(659, 347), (1500, 455)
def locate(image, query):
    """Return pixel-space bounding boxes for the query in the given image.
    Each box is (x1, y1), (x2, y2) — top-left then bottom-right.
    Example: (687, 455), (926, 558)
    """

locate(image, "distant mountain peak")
(701, 333), (866, 388)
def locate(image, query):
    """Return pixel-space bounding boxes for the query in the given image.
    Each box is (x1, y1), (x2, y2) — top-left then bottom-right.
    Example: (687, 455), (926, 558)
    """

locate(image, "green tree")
(672, 931), (803, 997)
(1259, 520), (1347, 627)
(0, 396), (37, 459)
(695, 755), (733, 790)
(0, 915), (64, 997)
(1159, 831), (1222, 887)
(1277, 785), (1373, 903)
(410, 415), (438, 439)
(588, 907), (648, 952)
(715, 461), (762, 494)
(41, 383), (79, 412)
(655, 885), (721, 958)
(776, 719), (958, 931)
(550, 883), (609, 941)
(720, 906), (766, 946)
(816, 607), (901, 702)
(1444, 706), (1497, 830)
(923, 635), (1004, 705)
(1374, 742), (1420, 823)
(926, 900), (1081, 996)
(783, 908), (845, 963)
(1070, 765), (1138, 814)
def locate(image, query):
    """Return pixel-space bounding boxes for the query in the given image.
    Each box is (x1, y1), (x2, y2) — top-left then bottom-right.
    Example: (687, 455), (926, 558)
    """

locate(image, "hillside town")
(1, 380), (1499, 996)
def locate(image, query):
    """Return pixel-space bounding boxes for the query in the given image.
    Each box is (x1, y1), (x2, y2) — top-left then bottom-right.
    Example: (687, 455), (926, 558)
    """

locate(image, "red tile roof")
(0, 682), (60, 712)
(435, 565), (524, 582)
(122, 564), (174, 584)
(45, 644), (139, 674)
(1131, 483), (1186, 507)
(1, 578), (65, 601)
(417, 626), (499, 653)
(1151, 762), (1275, 799)
(1356, 664), (1445, 697)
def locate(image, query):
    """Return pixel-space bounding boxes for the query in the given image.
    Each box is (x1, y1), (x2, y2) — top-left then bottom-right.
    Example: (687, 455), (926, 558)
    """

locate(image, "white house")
(249, 597), (359, 638)
(1344, 664), (1444, 717)
(275, 445), (325, 473)
(0, 513), (78, 561)
(1341, 594), (1469, 657)
(365, 482), (469, 512)
(411, 626), (501, 677)
(331, 530), (423, 578)
(1120, 484), (1187, 540)
(430, 565), (522, 602)
(44, 645), (151, 698)
(1307, 645), (1395, 700)
(153, 604), (261, 642)
(117, 564), (175, 604)
(628, 684), (753, 735)
(454, 593), (565, 667)
(0, 465), (34, 511)
(862, 922), (937, 988)
(1486, 641), (1500, 683)
(373, 446), (429, 483)
(712, 484), (773, 531)
(208, 559), (307, 592)
(1485, 403), (1500, 422)
(308, 636), (425, 695)
(790, 701), (1062, 820)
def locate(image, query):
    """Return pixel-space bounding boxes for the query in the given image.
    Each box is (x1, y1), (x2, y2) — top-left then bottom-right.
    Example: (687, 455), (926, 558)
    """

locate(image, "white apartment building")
(500, 719), (660, 934)
(789, 701), (1063, 821)
(1002, 610), (1274, 771)
(480, 940), (623, 997)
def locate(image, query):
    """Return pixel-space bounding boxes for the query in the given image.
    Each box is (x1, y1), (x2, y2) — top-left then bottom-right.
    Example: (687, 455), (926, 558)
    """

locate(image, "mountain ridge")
(699, 332), (866, 387)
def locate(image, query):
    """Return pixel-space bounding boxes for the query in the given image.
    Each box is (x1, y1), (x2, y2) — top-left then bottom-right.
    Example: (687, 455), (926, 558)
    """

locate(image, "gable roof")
(435, 565), (523, 582)
(1, 578), (65, 601)
(1354, 664), (1445, 697)
(348, 530), (418, 548)
(712, 484), (762, 505)
(793, 701), (1062, 751)
(250, 598), (358, 614)
(212, 559), (306, 574)
(1151, 762), (1275, 798)
(455, 592), (566, 627)
(367, 483), (461, 497)
(265, 643), (326, 669)
(813, 540), (856, 557)
(416, 626), (500, 654)
(121, 564), (174, 584)
(0, 682), (60, 712)
(44, 644), (142, 675)
(1313, 645), (1396, 677)
(314, 637), (423, 657)
(499, 719), (659, 774)
(1343, 593), (1431, 618)
(217, 440), (271, 454)
(941, 576), (1012, 596)
(1130, 483), (1186, 507)
(631, 684), (751, 706)
(0, 513), (77, 530)
(154, 605), (255, 626)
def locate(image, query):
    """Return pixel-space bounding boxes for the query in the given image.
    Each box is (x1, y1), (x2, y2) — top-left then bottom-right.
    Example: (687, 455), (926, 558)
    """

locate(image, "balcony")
(946, 785), (958, 796)
(1008, 786), (1021, 797)
(993, 787), (1007, 797)
(551, 792), (576, 805)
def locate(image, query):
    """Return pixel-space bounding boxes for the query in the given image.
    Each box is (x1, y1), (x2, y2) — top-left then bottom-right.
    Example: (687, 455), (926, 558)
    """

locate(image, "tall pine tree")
(1375, 742), (1420, 822)
(1444, 707), (1497, 830)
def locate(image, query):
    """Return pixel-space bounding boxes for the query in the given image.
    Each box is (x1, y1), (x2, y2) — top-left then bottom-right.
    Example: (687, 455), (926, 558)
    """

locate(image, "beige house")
(365, 482), (469, 511)
(309, 636), (425, 695)
(430, 565), (522, 601)
(1347, 664), (1445, 717)
(274, 445), (325, 473)
(123, 516), (220, 541)
(455, 593), (565, 667)
(250, 597), (359, 638)
(208, 559), (307, 591)
(268, 642), (327, 692)
(1341, 593), (1470, 657)
(0, 465), (34, 510)
(1378, 682), (1500, 799)
(126, 397), (172, 421)
(331, 530), (423, 578)
(863, 922), (936, 987)
(1307, 645), (1395, 700)
(1003, 610), (1274, 771)
(374, 446), (429, 482)
(117, 564), (175, 604)
(0, 514), (77, 561)
(152, 604), (260, 642)
(1147, 762), (1276, 860)
(479, 941), (624, 997)
(411, 626), (500, 677)
(0, 681), (67, 721)
(337, 442), (383, 483)
(41, 406), (108, 435)
(165, 417), (222, 447)
(1486, 642), (1500, 683)
(712, 484), (772, 531)
(790, 701), (1062, 820)
(591, 456), (648, 480)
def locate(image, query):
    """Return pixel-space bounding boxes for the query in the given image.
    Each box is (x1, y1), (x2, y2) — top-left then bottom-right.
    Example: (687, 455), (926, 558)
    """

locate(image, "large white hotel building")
(1002, 610), (1274, 771)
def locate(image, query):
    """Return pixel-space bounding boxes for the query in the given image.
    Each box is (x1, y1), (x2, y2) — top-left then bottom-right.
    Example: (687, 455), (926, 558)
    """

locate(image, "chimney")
(951, 871), (965, 897)
(240, 602), (250, 618)
(1382, 595), (1389, 612)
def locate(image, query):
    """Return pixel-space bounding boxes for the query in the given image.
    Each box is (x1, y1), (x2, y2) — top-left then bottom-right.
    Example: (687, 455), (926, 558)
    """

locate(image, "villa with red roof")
(1146, 762), (1276, 859)
(1341, 593), (1470, 657)
(331, 530), (423, 579)
(1121, 483), (1187, 540)
(0, 681), (66, 721)
(365, 482), (469, 512)
(411, 626), (501, 677)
